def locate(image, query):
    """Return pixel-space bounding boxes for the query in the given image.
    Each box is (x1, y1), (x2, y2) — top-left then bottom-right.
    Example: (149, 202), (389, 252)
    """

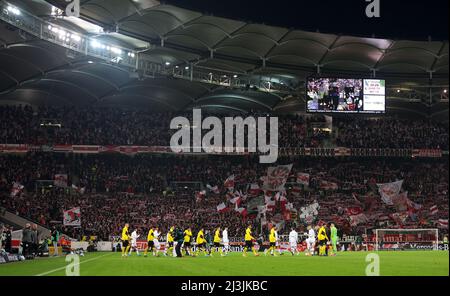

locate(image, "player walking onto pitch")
(265, 226), (278, 256)
(121, 223), (130, 257)
(183, 227), (193, 256)
(305, 225), (315, 256)
(317, 224), (329, 256)
(222, 227), (230, 255)
(243, 225), (259, 257)
(153, 227), (161, 257)
(129, 229), (140, 256)
(144, 227), (155, 257)
(164, 226), (175, 256)
(195, 228), (208, 257)
(289, 228), (300, 256)
(330, 223), (338, 256)
(211, 227), (224, 257)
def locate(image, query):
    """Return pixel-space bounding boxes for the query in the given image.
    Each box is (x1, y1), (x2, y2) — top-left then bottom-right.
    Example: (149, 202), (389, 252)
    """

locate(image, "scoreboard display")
(306, 77), (386, 113)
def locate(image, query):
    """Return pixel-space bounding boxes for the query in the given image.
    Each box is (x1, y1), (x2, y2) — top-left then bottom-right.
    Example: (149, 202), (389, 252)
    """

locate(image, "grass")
(0, 251), (448, 276)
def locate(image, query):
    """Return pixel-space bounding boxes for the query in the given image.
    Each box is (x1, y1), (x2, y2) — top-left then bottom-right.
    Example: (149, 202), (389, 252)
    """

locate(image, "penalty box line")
(35, 253), (112, 276)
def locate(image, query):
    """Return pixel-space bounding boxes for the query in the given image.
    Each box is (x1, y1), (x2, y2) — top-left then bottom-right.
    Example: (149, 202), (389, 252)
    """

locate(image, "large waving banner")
(377, 180), (403, 205)
(63, 207), (81, 226)
(263, 164), (293, 191)
(299, 201), (320, 224)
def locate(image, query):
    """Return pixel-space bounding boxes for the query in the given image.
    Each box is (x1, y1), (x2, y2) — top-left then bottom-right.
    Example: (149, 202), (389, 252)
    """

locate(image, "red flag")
(224, 175), (235, 189)
(216, 202), (228, 213)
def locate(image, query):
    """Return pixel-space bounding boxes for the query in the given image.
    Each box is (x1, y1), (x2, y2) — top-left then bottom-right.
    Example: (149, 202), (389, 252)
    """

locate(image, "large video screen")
(306, 77), (385, 113)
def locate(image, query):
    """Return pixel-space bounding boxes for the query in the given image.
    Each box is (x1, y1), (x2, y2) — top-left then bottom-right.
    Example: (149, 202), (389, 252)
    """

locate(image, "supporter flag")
(349, 213), (368, 226)
(216, 202), (228, 213)
(290, 185), (302, 196)
(195, 190), (206, 203)
(430, 205), (439, 215)
(264, 164), (293, 191)
(10, 182), (24, 197)
(230, 195), (242, 207)
(265, 198), (276, 212)
(234, 203), (248, 217)
(377, 180), (403, 205)
(71, 184), (86, 195)
(224, 175), (235, 190)
(63, 207), (81, 226)
(206, 184), (220, 194)
(438, 219), (448, 229)
(297, 173), (310, 186)
(346, 207), (363, 216)
(54, 174), (68, 188)
(299, 201), (320, 224)
(389, 212), (408, 225)
(248, 183), (261, 196)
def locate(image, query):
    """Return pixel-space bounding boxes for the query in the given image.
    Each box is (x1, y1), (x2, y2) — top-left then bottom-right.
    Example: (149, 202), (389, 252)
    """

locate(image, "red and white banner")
(412, 149), (442, 158)
(297, 173), (310, 186)
(438, 219), (448, 228)
(346, 207), (363, 216)
(206, 184), (220, 194)
(264, 164), (293, 191)
(0, 144), (28, 153)
(430, 205), (439, 215)
(54, 174), (68, 188)
(63, 207), (81, 226)
(248, 184), (262, 195)
(224, 175), (235, 190)
(377, 180), (403, 205)
(71, 184), (86, 194)
(216, 202), (228, 213)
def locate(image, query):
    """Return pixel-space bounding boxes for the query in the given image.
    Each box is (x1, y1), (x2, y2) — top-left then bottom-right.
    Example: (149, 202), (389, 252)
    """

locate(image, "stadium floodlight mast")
(375, 229), (439, 251)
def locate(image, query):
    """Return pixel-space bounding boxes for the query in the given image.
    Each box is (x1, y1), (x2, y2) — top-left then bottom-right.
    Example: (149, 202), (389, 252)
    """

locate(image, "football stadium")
(0, 0), (448, 279)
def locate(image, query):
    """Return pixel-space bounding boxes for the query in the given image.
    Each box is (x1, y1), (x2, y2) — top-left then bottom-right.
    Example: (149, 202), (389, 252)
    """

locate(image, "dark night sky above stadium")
(165, 0), (449, 41)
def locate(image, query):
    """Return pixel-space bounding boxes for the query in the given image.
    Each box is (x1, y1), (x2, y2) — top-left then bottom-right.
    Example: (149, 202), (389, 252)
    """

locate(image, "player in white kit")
(222, 227), (230, 255)
(153, 227), (161, 257)
(289, 228), (300, 256)
(129, 229), (140, 256)
(305, 225), (316, 256)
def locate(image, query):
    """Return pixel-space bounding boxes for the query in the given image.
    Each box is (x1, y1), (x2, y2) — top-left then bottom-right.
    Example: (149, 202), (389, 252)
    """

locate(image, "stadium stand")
(0, 0), (448, 252)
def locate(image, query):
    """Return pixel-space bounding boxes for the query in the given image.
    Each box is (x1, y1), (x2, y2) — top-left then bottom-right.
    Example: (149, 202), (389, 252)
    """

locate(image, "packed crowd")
(0, 106), (324, 148)
(1, 105), (448, 149)
(334, 117), (449, 150)
(0, 154), (448, 240)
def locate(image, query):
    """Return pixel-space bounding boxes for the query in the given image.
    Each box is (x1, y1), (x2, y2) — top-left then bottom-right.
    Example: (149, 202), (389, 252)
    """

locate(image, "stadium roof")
(0, 0), (448, 121)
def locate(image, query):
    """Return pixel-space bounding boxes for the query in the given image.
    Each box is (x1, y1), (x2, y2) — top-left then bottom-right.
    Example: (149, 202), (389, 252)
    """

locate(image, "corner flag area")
(0, 252), (448, 276)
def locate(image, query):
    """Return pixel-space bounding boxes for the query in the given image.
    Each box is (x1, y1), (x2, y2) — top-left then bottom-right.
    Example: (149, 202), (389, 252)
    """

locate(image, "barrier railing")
(0, 144), (445, 158)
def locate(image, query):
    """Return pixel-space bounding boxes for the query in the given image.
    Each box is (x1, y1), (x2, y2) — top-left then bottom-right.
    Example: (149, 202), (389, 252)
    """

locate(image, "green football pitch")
(0, 251), (448, 276)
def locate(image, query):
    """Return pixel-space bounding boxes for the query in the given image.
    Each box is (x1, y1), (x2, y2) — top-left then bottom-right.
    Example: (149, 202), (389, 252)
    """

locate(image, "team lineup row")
(119, 223), (339, 258)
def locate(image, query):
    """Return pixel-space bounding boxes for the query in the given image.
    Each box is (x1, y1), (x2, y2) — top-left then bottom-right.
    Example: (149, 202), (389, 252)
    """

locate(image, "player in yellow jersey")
(243, 225), (259, 257)
(164, 226), (175, 257)
(121, 223), (130, 257)
(183, 227), (193, 256)
(195, 228), (208, 257)
(264, 226), (278, 256)
(144, 227), (155, 257)
(210, 227), (224, 257)
(317, 224), (329, 256)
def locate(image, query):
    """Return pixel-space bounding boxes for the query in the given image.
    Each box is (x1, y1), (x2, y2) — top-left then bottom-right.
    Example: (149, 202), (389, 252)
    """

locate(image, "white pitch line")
(35, 253), (112, 276)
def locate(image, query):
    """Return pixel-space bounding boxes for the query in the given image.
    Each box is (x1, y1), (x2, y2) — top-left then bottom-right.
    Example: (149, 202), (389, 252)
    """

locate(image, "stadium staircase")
(0, 208), (51, 240)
